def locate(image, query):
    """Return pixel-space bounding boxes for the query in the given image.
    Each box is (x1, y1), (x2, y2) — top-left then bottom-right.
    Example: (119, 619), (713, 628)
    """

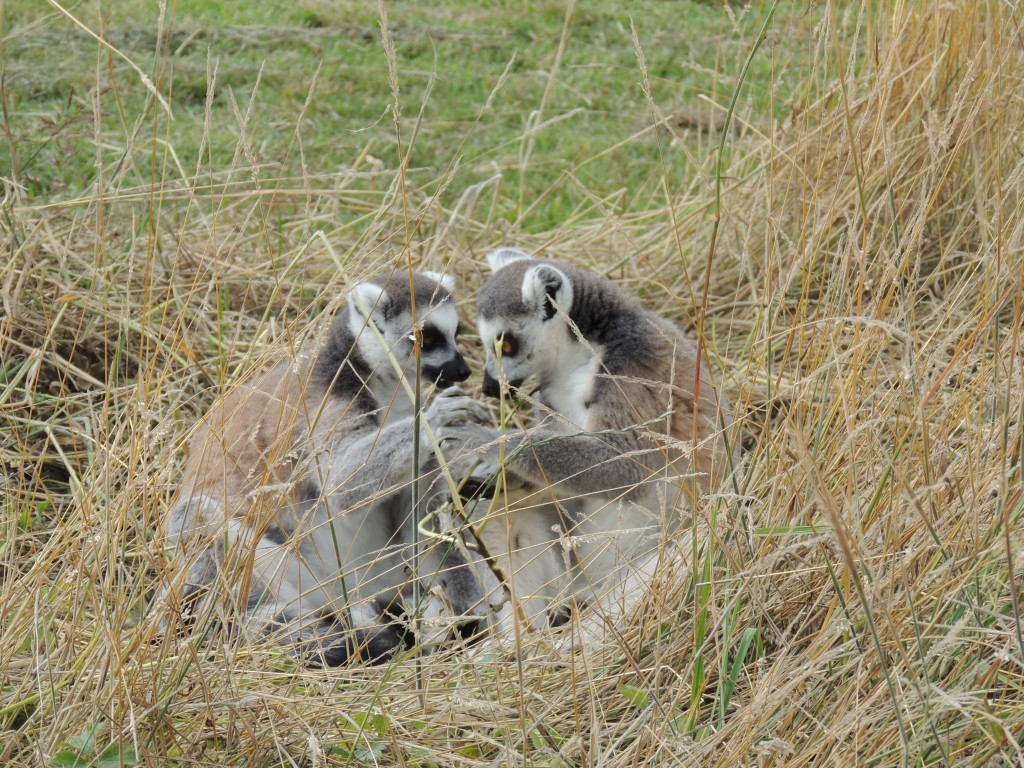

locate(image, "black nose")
(482, 371), (501, 398)
(433, 354), (471, 387)
(482, 371), (524, 399)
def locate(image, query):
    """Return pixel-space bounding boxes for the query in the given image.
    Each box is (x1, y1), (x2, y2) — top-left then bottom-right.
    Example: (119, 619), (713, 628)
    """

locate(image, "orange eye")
(500, 334), (519, 357)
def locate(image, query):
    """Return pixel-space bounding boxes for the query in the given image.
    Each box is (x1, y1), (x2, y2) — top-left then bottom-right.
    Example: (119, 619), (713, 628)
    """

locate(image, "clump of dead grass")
(2, 1), (1023, 766)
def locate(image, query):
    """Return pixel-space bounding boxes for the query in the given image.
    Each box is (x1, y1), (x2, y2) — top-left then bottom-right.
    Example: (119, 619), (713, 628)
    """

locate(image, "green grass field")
(2, 1), (1024, 766)
(3, 0), (816, 227)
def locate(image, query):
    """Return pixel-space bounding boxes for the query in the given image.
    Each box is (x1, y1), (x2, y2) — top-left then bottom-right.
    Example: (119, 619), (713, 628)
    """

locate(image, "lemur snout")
(431, 353), (472, 387)
(482, 370), (524, 398)
(482, 371), (500, 397)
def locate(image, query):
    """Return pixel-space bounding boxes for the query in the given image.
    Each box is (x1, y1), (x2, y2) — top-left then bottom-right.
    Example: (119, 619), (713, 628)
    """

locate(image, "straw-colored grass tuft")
(2, 1), (1022, 766)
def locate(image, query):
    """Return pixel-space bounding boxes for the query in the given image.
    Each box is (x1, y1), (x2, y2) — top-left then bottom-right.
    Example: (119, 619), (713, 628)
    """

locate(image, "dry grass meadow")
(2, 1), (1024, 765)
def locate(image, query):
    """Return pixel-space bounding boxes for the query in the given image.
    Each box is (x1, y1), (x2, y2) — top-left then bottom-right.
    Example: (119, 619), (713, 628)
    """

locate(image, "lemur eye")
(500, 333), (519, 357)
(419, 326), (443, 351)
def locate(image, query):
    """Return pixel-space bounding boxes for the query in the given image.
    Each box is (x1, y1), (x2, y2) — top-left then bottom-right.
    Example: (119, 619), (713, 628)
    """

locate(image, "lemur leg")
(403, 459), (495, 648)
(276, 390), (493, 657)
(564, 496), (662, 603)
(469, 500), (568, 639)
(559, 519), (697, 652)
(154, 496), (266, 636)
(236, 524), (414, 665)
(556, 545), (668, 652)
(432, 423), (580, 641)
(156, 487), (409, 665)
(408, 539), (489, 648)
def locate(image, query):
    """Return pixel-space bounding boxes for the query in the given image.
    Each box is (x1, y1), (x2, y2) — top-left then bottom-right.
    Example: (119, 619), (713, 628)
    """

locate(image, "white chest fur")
(540, 347), (600, 431)
(371, 375), (416, 427)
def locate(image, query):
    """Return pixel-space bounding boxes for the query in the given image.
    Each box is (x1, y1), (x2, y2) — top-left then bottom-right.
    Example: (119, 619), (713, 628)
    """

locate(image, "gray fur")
(154, 272), (490, 665)
(453, 249), (737, 641)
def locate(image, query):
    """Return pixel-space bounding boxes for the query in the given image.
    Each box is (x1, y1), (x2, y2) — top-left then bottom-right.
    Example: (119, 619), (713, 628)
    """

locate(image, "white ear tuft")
(521, 264), (572, 321)
(421, 271), (456, 294)
(486, 248), (532, 273)
(347, 282), (389, 329)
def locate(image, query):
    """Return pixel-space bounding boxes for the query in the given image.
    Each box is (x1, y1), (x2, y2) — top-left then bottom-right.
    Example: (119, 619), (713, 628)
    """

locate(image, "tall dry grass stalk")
(2, 1), (1023, 765)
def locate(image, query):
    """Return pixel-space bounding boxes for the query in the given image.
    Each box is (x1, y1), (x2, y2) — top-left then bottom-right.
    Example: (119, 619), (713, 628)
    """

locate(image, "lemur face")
(477, 250), (575, 399)
(421, 304), (472, 388)
(348, 272), (470, 388)
(477, 313), (545, 397)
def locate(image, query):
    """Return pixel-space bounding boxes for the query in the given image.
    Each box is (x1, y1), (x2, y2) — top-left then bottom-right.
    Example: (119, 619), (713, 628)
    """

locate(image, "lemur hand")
(435, 423), (530, 497)
(424, 387), (492, 431)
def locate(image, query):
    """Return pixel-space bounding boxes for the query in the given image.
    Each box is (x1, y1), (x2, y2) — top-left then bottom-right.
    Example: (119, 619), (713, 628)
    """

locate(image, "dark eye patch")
(419, 326), (445, 351)
(500, 333), (519, 357)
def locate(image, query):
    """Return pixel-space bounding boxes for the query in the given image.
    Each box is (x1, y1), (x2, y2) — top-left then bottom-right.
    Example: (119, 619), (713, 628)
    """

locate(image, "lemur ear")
(421, 271), (456, 293)
(521, 264), (572, 322)
(486, 248), (532, 273)
(347, 282), (390, 329)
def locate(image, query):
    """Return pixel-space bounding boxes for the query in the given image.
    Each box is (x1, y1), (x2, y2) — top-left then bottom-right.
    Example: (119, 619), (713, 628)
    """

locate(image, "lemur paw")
(425, 387), (492, 430)
(433, 424), (532, 496)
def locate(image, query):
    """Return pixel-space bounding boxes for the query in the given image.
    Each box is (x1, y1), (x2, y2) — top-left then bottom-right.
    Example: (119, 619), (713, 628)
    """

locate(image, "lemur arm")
(438, 422), (651, 502)
(503, 427), (650, 500)
(314, 417), (424, 514)
(317, 389), (492, 514)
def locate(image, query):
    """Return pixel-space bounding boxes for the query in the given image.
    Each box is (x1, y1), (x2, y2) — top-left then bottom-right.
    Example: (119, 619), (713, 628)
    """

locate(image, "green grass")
(2, 0), (815, 230)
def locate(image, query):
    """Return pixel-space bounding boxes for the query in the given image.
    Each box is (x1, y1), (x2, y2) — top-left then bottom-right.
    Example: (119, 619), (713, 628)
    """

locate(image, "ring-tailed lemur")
(442, 248), (736, 642)
(155, 271), (491, 665)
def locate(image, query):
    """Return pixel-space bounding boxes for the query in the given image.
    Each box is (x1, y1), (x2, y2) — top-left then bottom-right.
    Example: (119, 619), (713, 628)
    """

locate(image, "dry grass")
(2, 1), (1024, 766)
